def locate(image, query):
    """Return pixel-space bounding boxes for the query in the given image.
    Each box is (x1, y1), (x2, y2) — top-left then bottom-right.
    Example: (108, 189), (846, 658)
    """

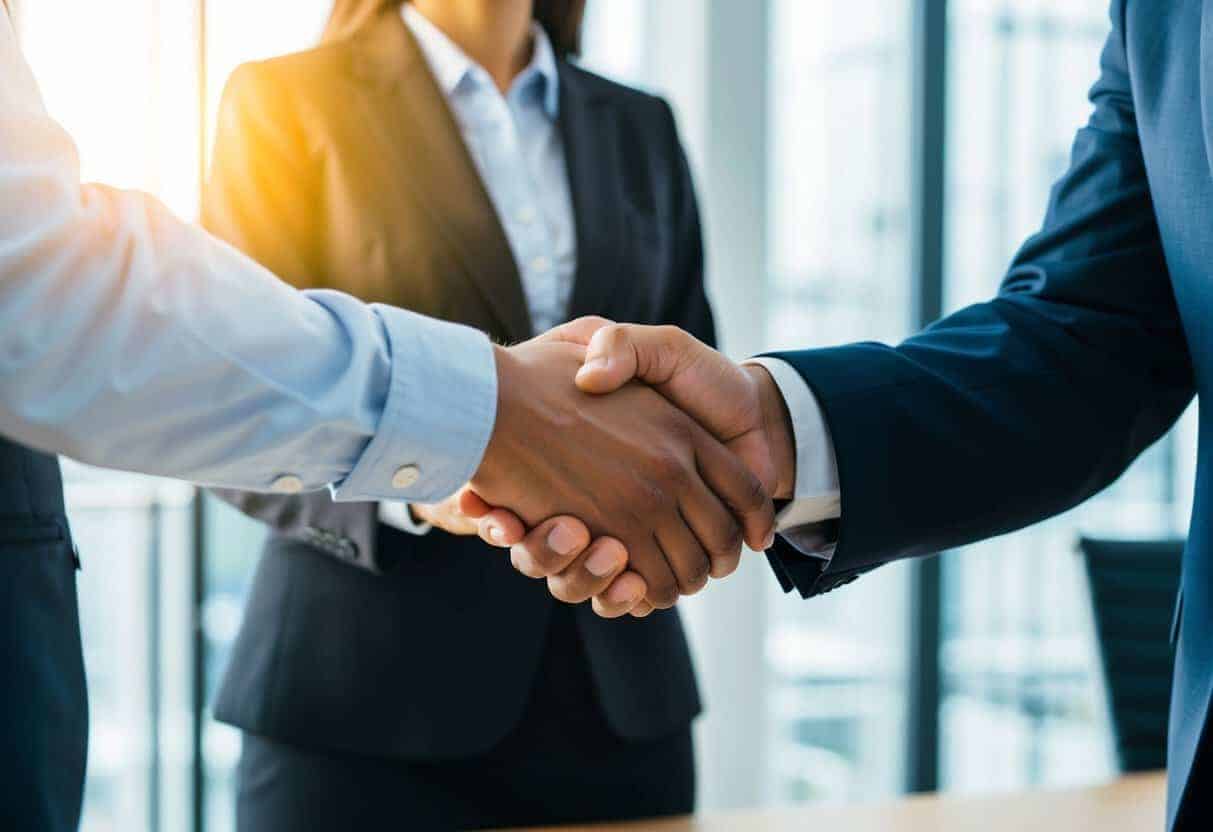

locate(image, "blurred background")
(10, 0), (1195, 829)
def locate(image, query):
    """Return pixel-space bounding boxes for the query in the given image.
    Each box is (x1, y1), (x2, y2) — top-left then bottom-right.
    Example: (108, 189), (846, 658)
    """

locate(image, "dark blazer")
(202, 10), (707, 758)
(0, 438), (87, 832)
(766, 2), (1209, 827)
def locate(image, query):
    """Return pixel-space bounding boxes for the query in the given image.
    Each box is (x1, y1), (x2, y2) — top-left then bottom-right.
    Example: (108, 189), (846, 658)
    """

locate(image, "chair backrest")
(1078, 537), (1183, 773)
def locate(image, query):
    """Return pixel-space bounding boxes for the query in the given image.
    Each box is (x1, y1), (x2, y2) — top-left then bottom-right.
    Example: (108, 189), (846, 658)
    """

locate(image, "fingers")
(546, 537), (630, 604)
(591, 571), (649, 618)
(678, 476), (745, 580)
(506, 516), (592, 577)
(458, 487), (533, 548)
(623, 535), (682, 610)
(476, 509), (527, 547)
(654, 515), (711, 596)
(693, 427), (777, 551)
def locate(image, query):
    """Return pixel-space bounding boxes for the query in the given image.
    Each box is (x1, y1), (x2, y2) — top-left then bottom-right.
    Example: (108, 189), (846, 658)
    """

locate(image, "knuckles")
(646, 579), (681, 609)
(678, 561), (711, 596)
(709, 520), (745, 561)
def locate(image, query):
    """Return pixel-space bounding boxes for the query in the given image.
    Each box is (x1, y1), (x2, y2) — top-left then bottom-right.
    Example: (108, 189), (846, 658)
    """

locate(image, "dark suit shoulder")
(561, 62), (675, 125)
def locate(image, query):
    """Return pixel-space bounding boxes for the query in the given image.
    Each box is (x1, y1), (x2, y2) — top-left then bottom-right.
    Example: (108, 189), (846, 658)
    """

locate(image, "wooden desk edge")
(499, 772), (1166, 832)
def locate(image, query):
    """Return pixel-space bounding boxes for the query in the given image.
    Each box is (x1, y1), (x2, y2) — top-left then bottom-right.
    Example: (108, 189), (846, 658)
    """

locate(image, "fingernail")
(763, 531), (776, 550)
(607, 581), (639, 605)
(581, 356), (609, 373)
(585, 546), (623, 577)
(547, 524), (579, 556)
(488, 524), (506, 544)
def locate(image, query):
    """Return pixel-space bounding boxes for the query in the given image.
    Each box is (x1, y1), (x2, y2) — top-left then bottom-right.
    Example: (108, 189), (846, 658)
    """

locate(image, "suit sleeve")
(766, 1), (1195, 598)
(202, 63), (382, 573)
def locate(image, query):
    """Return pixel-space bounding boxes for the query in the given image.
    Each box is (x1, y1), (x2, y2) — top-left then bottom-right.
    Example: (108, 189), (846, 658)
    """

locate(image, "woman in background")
(204, 1), (714, 828)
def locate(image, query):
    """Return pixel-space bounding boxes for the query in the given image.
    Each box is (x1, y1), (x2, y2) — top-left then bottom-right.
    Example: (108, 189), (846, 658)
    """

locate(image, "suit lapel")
(349, 12), (533, 343)
(559, 65), (629, 322)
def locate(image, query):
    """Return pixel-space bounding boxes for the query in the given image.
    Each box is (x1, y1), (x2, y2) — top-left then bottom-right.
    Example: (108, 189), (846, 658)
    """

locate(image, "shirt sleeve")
(745, 357), (841, 559)
(0, 10), (496, 504)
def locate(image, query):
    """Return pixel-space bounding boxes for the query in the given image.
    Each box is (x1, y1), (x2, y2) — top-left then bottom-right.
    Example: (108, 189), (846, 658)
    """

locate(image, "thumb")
(576, 324), (758, 445)
(532, 315), (616, 348)
(575, 323), (687, 395)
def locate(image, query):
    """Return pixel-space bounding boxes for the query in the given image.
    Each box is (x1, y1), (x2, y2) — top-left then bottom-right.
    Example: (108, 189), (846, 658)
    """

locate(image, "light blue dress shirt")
(0, 7), (498, 504)
(402, 5), (577, 336)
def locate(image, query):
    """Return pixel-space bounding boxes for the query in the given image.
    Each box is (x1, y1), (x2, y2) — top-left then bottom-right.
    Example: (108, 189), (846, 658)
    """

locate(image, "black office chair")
(1078, 537), (1184, 773)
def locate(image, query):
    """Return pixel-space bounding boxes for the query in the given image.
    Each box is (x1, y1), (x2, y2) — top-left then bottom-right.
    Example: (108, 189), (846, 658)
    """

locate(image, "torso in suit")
(765, 2), (1213, 828)
(0, 438), (87, 831)
(201, 10), (709, 828)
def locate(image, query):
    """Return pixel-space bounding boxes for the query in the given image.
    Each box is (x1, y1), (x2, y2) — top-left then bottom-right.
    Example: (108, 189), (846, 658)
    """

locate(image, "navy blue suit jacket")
(767, 3), (1210, 827)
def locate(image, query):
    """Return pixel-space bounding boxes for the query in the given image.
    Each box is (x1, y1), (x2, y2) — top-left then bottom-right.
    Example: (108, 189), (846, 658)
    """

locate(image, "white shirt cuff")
(378, 502), (434, 536)
(333, 306), (498, 504)
(746, 357), (841, 559)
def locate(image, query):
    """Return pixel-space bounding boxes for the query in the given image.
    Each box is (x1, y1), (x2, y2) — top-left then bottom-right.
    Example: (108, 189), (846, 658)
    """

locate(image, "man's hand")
(576, 324), (797, 500)
(566, 323), (798, 613)
(458, 492), (648, 616)
(470, 319), (776, 610)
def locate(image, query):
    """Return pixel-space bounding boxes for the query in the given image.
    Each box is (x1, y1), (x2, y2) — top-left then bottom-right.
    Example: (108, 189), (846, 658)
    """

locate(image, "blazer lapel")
(558, 65), (628, 321)
(349, 12), (533, 343)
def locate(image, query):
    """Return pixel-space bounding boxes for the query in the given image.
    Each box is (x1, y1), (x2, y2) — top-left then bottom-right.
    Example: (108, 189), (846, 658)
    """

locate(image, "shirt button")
(391, 464), (421, 490)
(516, 207), (537, 226)
(531, 255), (551, 272)
(269, 474), (304, 495)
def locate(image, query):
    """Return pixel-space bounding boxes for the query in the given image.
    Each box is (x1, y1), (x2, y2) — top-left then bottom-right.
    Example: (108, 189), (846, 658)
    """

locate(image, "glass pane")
(941, 0), (1190, 792)
(199, 499), (267, 832)
(765, 0), (913, 804)
(579, 0), (652, 89)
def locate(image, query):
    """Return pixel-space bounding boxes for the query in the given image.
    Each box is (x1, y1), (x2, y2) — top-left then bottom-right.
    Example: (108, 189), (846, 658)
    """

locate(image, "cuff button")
(270, 474), (304, 495)
(391, 464), (421, 490)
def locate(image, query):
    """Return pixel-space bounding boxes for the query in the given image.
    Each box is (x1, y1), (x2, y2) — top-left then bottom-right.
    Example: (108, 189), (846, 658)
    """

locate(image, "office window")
(940, 0), (1190, 792)
(580, 0), (651, 88)
(763, 0), (913, 804)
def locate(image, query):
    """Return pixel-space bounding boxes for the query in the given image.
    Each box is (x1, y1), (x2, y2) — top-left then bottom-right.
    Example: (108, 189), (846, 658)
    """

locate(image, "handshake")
(415, 316), (797, 619)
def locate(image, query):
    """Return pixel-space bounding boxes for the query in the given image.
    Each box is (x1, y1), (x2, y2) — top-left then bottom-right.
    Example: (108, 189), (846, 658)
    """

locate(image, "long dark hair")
(322, 0), (586, 57)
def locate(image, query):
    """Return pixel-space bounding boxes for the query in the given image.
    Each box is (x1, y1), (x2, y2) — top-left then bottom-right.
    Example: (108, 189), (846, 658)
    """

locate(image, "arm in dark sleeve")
(202, 63), (382, 572)
(766, 0), (1195, 598)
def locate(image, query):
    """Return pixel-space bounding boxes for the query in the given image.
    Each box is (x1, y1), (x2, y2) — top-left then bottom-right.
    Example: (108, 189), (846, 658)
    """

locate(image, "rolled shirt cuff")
(333, 306), (498, 504)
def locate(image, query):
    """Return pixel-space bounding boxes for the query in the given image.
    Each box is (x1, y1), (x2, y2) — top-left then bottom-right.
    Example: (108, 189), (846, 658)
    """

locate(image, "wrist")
(745, 364), (796, 500)
(475, 345), (518, 484)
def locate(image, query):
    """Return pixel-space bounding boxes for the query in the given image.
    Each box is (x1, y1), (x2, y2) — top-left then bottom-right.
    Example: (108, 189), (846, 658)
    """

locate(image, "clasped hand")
(411, 317), (796, 618)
